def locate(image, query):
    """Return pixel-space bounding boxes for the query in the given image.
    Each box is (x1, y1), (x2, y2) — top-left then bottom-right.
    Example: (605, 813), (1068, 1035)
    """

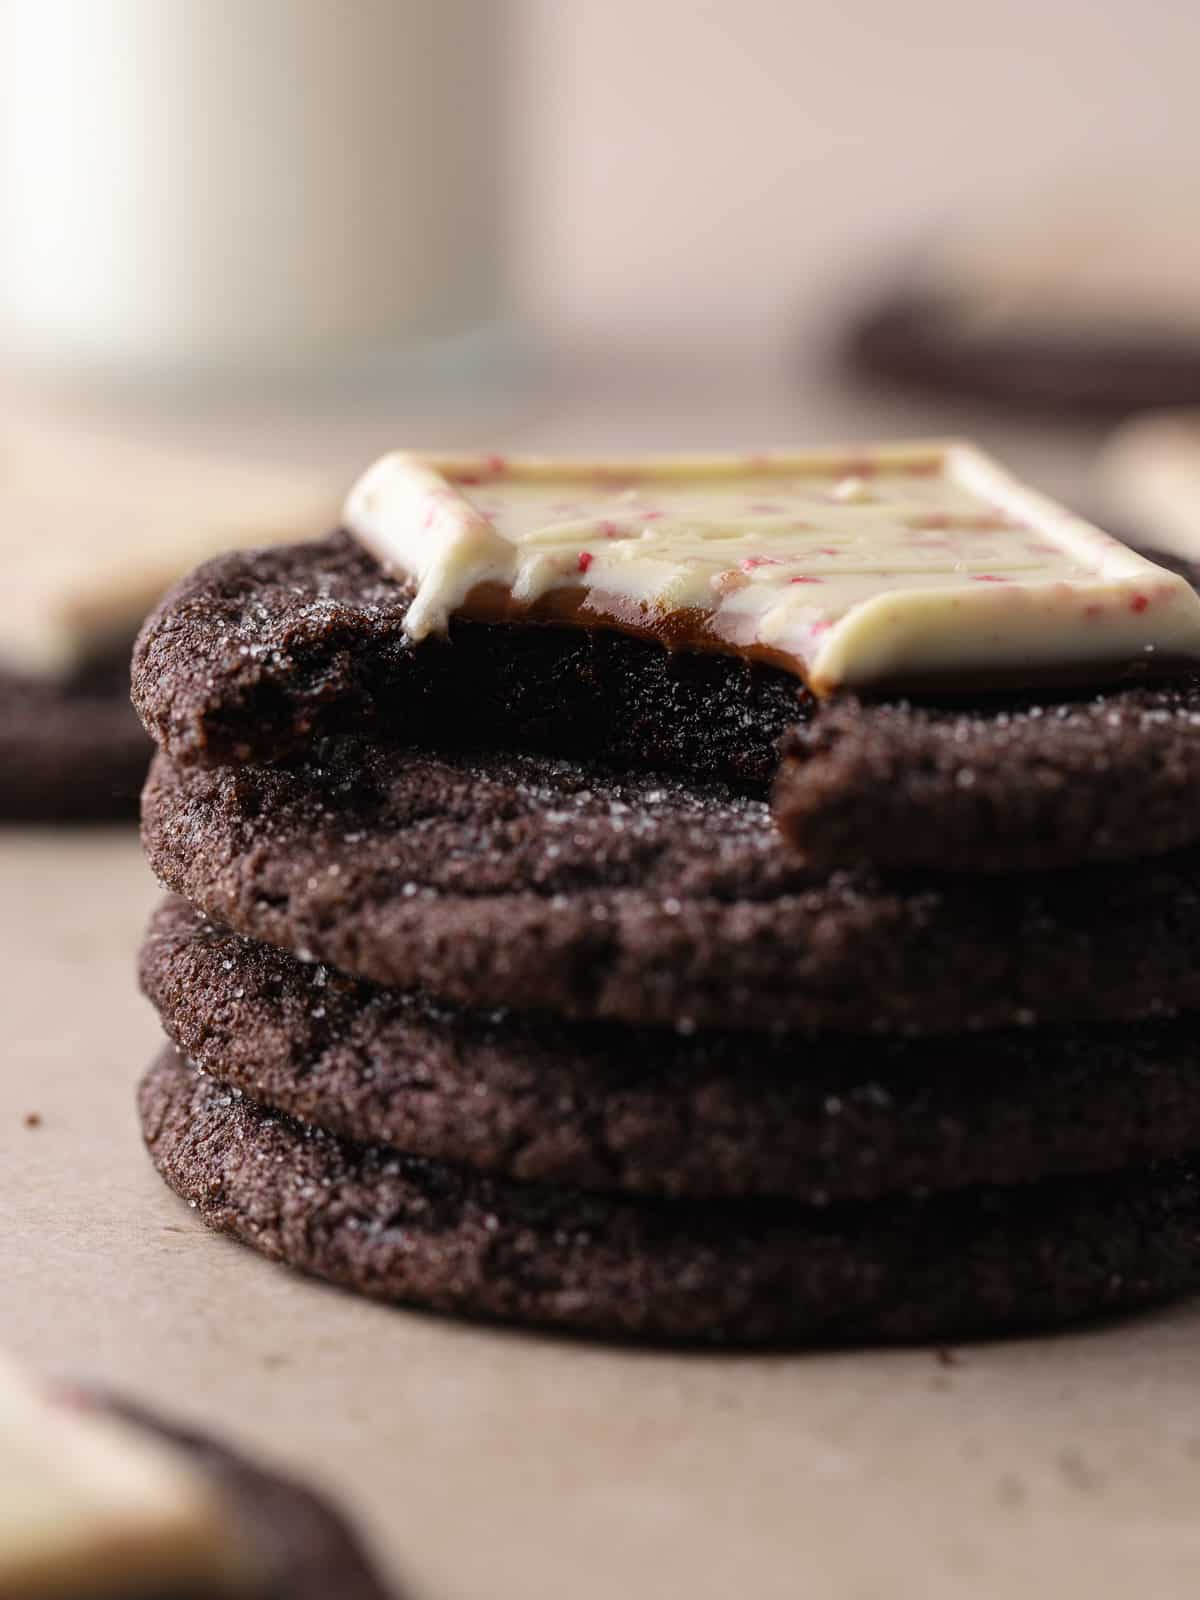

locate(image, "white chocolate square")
(345, 442), (1200, 695)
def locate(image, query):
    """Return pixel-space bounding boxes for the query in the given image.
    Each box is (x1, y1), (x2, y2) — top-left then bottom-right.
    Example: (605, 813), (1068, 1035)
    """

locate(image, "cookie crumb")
(23, 1112), (42, 1129)
(997, 1474), (1026, 1508)
(1058, 1449), (1105, 1494)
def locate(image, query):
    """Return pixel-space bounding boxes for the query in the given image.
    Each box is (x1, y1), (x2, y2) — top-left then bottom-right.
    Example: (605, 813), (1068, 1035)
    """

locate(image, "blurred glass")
(0, 0), (514, 394)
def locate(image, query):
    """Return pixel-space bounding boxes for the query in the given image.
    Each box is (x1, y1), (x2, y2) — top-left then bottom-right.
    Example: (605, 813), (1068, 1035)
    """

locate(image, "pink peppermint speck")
(907, 513), (954, 531)
(577, 551), (593, 574)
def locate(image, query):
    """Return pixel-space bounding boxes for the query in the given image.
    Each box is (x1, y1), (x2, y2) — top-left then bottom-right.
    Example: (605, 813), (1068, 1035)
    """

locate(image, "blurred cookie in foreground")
(1, 1352), (396, 1598)
(1096, 410), (1200, 570)
(848, 187), (1200, 414)
(0, 420), (340, 821)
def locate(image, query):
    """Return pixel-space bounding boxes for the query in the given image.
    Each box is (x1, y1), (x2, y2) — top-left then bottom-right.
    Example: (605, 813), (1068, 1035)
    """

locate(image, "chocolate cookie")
(139, 1048), (1200, 1346)
(773, 682), (1200, 873)
(142, 739), (1200, 1035)
(0, 653), (147, 821)
(848, 290), (1200, 415)
(142, 896), (1200, 1205)
(75, 1391), (396, 1600)
(131, 533), (1200, 872)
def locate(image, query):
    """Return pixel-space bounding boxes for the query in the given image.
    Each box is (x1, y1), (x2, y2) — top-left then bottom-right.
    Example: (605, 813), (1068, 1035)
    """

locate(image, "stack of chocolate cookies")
(132, 445), (1200, 1344)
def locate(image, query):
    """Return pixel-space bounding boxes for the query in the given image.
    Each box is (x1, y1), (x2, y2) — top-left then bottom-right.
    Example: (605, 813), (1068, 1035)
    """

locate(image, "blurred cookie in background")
(846, 186), (1200, 415)
(0, 645), (149, 822)
(1, 1352), (397, 1598)
(1096, 410), (1200, 573)
(0, 421), (341, 822)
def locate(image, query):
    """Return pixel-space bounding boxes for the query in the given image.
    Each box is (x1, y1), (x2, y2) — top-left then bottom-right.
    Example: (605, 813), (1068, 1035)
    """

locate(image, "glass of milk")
(0, 0), (513, 392)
